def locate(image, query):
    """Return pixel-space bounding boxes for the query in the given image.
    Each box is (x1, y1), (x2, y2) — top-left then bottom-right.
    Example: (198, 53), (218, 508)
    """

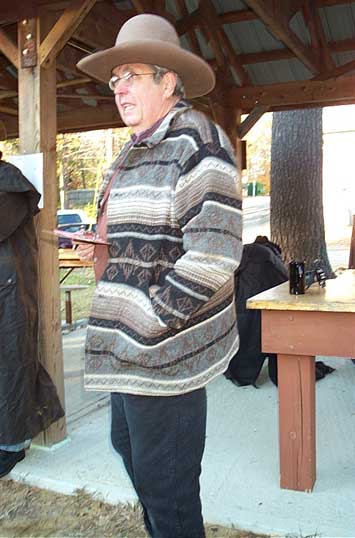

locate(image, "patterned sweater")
(85, 100), (243, 396)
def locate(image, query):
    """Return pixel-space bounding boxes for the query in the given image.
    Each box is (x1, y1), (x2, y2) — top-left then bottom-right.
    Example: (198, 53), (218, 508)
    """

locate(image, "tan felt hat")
(76, 14), (215, 98)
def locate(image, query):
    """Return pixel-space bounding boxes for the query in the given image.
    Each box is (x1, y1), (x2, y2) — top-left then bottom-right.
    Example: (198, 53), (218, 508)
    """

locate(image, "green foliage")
(56, 127), (130, 208)
(0, 138), (20, 157)
(1, 128), (131, 210)
(242, 113), (272, 195)
(83, 201), (98, 220)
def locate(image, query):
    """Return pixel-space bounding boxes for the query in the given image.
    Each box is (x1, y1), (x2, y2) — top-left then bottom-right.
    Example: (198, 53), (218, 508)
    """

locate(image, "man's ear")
(163, 71), (177, 98)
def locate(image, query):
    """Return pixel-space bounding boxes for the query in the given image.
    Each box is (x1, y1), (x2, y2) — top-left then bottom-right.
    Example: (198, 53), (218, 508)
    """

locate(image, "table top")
(60, 284), (89, 290)
(247, 269), (355, 313)
(59, 249), (93, 269)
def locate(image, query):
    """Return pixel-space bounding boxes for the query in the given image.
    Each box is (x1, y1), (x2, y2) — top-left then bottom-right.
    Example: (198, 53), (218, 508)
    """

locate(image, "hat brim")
(76, 41), (215, 98)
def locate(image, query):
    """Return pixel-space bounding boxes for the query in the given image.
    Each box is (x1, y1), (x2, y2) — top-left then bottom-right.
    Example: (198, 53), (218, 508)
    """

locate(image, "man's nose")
(114, 82), (129, 94)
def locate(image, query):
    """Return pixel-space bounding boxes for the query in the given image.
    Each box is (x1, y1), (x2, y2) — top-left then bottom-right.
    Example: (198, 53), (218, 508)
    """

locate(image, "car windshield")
(58, 214), (82, 225)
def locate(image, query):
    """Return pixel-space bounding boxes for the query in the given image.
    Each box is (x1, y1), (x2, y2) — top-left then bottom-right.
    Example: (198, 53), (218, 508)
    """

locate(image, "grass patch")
(0, 480), (270, 538)
(59, 267), (95, 323)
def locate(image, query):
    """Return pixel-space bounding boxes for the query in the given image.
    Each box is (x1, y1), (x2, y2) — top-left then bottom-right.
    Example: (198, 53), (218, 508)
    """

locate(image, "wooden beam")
(0, 90), (17, 100)
(0, 115), (17, 139)
(237, 37), (355, 66)
(57, 76), (91, 88)
(237, 104), (268, 139)
(238, 48), (292, 65)
(230, 75), (355, 111)
(0, 28), (18, 68)
(73, 2), (127, 51)
(313, 58), (355, 80)
(0, 1), (37, 24)
(0, 104), (17, 115)
(271, 98), (355, 111)
(332, 38), (355, 54)
(0, 56), (18, 90)
(57, 43), (86, 75)
(40, 0), (97, 68)
(130, 0), (153, 13)
(243, 0), (320, 73)
(0, 119), (6, 139)
(216, 0), (347, 25)
(0, 77), (91, 104)
(202, 0), (251, 86)
(303, 0), (334, 71)
(0, 102), (124, 139)
(283, 0), (307, 21)
(18, 15), (66, 446)
(57, 93), (112, 100)
(175, 0), (203, 56)
(199, 19), (228, 76)
(219, 9), (256, 24)
(58, 103), (124, 132)
(175, 8), (202, 36)
(315, 0), (354, 6)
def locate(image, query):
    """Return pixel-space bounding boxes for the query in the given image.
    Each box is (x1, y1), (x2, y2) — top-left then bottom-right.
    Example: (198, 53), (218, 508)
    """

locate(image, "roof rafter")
(72, 2), (124, 51)
(201, 0), (251, 86)
(303, 0), (334, 71)
(175, 0), (203, 56)
(40, 0), (97, 68)
(0, 103), (17, 116)
(242, 0), (321, 73)
(0, 27), (18, 68)
(217, 0), (349, 25)
(238, 37), (355, 65)
(313, 58), (355, 80)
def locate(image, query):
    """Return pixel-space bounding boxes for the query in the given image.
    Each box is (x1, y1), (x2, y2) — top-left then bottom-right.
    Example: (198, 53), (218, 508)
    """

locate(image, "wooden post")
(278, 353), (316, 491)
(18, 16), (66, 445)
(348, 214), (355, 269)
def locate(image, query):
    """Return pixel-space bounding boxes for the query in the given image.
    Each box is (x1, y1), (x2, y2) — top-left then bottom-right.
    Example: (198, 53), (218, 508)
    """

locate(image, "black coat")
(0, 159), (64, 444)
(227, 240), (288, 386)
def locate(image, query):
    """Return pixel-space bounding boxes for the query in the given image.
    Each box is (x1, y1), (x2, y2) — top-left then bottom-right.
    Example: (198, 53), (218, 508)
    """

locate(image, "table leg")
(64, 290), (72, 326)
(278, 353), (316, 492)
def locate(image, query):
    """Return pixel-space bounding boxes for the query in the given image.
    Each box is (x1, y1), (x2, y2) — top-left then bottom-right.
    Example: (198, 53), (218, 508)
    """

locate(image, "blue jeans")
(111, 389), (207, 538)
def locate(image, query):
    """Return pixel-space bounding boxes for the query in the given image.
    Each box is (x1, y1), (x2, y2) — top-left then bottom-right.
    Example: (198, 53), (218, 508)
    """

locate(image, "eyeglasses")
(108, 71), (155, 91)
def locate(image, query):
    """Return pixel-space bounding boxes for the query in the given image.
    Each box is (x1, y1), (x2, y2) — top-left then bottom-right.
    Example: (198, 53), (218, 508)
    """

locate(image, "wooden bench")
(60, 284), (89, 327)
(59, 248), (93, 284)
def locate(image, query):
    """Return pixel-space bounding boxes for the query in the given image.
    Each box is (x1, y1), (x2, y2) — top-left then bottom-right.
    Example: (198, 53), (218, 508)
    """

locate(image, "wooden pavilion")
(1, 0), (355, 445)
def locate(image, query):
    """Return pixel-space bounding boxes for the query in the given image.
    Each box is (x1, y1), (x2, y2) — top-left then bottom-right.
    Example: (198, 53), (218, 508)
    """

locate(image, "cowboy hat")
(76, 14), (215, 98)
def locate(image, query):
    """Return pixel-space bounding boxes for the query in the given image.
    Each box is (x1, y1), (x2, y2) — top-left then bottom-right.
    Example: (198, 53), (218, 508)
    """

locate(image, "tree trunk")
(270, 108), (333, 277)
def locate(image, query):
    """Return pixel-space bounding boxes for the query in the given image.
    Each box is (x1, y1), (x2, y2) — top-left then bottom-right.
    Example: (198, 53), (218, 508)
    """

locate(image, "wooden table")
(59, 248), (93, 284)
(247, 269), (355, 492)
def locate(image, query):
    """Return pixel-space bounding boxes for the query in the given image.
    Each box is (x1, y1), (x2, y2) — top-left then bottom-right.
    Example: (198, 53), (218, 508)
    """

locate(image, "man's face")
(111, 63), (176, 134)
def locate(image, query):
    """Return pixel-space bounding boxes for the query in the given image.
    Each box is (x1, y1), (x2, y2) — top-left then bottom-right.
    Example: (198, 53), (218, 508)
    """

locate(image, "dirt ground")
(0, 479), (268, 538)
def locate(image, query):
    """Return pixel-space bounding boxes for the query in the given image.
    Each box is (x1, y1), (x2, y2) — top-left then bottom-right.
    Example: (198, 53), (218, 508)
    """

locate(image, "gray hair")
(149, 64), (185, 98)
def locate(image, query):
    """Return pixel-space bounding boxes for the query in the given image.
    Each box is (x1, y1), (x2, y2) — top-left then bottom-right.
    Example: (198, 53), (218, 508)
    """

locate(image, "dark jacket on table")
(0, 159), (64, 444)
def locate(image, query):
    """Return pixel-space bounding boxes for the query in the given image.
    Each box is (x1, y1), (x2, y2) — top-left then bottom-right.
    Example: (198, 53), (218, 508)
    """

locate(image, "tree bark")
(270, 108), (333, 277)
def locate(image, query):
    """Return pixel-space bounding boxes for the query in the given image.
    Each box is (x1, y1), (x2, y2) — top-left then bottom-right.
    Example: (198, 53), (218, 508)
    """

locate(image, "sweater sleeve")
(151, 129), (243, 329)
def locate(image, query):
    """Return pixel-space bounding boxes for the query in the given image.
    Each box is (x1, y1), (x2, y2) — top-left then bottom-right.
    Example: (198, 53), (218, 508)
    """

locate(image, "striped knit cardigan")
(85, 100), (243, 396)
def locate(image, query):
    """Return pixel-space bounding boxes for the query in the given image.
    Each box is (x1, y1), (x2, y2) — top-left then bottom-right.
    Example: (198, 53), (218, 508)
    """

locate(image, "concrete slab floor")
(8, 328), (355, 538)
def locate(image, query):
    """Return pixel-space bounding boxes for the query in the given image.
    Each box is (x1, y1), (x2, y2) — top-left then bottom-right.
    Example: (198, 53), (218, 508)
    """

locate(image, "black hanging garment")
(225, 237), (335, 387)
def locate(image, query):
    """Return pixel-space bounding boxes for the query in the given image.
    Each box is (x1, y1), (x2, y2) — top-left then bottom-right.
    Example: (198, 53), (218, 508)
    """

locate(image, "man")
(76, 13), (242, 538)
(0, 151), (64, 478)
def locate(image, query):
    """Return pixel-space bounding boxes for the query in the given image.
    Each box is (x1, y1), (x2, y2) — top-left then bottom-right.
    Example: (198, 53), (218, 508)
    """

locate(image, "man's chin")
(120, 114), (138, 129)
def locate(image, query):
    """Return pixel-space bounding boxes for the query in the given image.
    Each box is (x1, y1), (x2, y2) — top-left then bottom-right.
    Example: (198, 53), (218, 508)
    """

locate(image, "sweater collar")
(131, 99), (192, 148)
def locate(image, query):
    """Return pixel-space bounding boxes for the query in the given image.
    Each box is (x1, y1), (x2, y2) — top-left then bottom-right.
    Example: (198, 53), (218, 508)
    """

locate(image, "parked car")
(57, 209), (95, 248)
